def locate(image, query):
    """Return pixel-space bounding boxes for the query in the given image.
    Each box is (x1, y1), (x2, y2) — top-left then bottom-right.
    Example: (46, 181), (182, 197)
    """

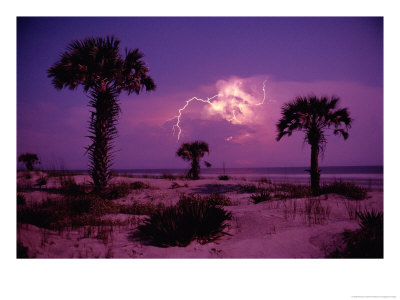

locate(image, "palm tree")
(48, 36), (155, 192)
(18, 153), (39, 171)
(276, 96), (352, 195)
(177, 141), (210, 180)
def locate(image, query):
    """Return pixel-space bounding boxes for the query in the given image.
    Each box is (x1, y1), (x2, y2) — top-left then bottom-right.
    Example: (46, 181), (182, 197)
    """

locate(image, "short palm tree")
(18, 153), (39, 171)
(177, 141), (210, 180)
(48, 36), (155, 192)
(276, 96), (352, 195)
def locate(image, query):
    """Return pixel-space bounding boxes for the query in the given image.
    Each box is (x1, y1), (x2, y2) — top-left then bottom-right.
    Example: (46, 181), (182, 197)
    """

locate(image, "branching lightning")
(170, 79), (268, 141)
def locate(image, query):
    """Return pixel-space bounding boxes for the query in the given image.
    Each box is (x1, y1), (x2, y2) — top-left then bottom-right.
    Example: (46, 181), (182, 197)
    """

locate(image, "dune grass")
(138, 194), (232, 247)
(320, 180), (368, 200)
(328, 209), (383, 258)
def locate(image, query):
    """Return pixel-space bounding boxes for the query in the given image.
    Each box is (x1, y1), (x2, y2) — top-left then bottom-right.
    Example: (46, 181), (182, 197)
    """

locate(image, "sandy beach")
(16, 170), (383, 258)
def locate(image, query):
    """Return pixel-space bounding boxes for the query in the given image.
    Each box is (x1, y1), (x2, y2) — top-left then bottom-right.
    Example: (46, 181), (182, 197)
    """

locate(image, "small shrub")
(36, 176), (47, 188)
(117, 201), (164, 215)
(17, 194), (116, 230)
(17, 193), (26, 205)
(130, 181), (150, 190)
(17, 242), (29, 258)
(277, 184), (311, 199)
(251, 190), (272, 204)
(259, 177), (272, 184)
(204, 193), (232, 206)
(320, 180), (367, 200)
(328, 210), (383, 258)
(138, 195), (232, 247)
(357, 210), (383, 236)
(238, 184), (258, 193)
(170, 182), (182, 189)
(60, 177), (86, 196)
(161, 173), (177, 180)
(107, 182), (131, 199)
(218, 175), (229, 181)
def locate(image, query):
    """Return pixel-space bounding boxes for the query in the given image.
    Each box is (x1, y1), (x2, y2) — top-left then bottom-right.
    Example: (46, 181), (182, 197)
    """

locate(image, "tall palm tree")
(276, 96), (352, 195)
(177, 141), (210, 180)
(48, 36), (156, 192)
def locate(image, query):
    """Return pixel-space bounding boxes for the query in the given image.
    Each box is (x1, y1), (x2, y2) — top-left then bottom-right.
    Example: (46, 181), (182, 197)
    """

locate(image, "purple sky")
(17, 17), (383, 170)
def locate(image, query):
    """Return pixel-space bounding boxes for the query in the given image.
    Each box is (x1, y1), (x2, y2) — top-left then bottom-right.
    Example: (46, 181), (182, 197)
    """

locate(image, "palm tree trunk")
(190, 158), (200, 180)
(87, 83), (119, 193)
(310, 142), (320, 195)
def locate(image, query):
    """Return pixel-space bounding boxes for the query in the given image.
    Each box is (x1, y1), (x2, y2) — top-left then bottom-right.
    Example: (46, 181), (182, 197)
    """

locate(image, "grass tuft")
(320, 180), (367, 200)
(138, 194), (232, 247)
(251, 190), (272, 204)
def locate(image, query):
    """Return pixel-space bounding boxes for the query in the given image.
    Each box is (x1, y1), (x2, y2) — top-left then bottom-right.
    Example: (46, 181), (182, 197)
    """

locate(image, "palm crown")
(276, 96), (352, 148)
(176, 141), (210, 161)
(177, 141), (210, 180)
(48, 36), (155, 94)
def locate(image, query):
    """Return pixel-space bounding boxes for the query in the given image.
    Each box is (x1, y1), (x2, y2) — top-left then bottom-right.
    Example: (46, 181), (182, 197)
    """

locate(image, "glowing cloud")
(170, 77), (269, 140)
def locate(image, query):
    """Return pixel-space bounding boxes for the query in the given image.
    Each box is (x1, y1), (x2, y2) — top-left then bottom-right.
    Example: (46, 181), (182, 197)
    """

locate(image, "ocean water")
(115, 166), (383, 190)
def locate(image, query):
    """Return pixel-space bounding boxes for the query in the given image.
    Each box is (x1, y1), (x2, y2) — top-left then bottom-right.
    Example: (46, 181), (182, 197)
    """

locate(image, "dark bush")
(218, 175), (229, 181)
(17, 242), (29, 258)
(204, 193), (232, 206)
(161, 173), (177, 180)
(36, 176), (47, 188)
(328, 210), (383, 258)
(17, 193), (26, 205)
(130, 181), (150, 190)
(251, 190), (272, 204)
(320, 180), (367, 200)
(17, 194), (116, 230)
(138, 195), (232, 247)
(276, 184), (311, 199)
(238, 184), (259, 193)
(60, 177), (86, 196)
(106, 182), (131, 199)
(117, 201), (164, 215)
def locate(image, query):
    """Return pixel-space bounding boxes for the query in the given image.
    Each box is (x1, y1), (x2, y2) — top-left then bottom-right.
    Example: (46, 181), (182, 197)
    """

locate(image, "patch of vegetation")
(218, 175), (229, 181)
(59, 176), (87, 196)
(138, 194), (232, 247)
(17, 242), (29, 258)
(328, 210), (383, 258)
(17, 193), (26, 206)
(106, 181), (150, 200)
(17, 195), (118, 230)
(36, 176), (48, 188)
(130, 181), (150, 190)
(161, 173), (177, 180)
(238, 184), (259, 193)
(106, 182), (131, 199)
(258, 177), (272, 184)
(203, 193), (233, 206)
(251, 190), (272, 204)
(118, 201), (165, 215)
(274, 184), (312, 199)
(320, 180), (368, 200)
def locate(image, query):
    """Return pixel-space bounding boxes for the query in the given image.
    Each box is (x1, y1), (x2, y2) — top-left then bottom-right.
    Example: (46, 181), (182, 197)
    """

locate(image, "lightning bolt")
(172, 94), (220, 140)
(255, 80), (268, 106)
(170, 79), (268, 141)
